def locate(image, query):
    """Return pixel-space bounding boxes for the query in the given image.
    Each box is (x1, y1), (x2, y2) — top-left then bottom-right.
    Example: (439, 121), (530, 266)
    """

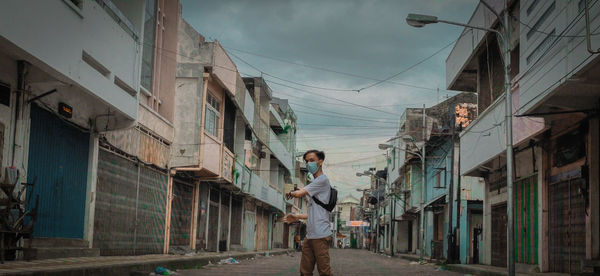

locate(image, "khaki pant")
(300, 237), (332, 276)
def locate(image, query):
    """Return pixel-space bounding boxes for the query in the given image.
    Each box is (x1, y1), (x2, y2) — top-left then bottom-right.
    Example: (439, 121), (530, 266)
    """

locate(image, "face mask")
(307, 161), (319, 174)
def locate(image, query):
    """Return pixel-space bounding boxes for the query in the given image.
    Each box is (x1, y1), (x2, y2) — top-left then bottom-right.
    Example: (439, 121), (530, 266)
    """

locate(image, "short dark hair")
(303, 149), (325, 162)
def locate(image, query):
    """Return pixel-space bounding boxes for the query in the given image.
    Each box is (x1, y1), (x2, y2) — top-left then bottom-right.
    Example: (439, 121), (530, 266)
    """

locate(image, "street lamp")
(406, 2), (514, 274)
(378, 143), (423, 159)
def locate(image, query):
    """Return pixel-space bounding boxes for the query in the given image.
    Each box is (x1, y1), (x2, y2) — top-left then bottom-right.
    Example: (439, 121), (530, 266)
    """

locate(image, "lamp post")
(357, 170), (383, 253)
(406, 2), (514, 274)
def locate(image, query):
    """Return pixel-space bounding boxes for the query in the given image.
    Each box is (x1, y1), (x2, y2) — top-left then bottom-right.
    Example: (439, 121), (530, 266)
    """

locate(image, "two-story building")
(446, 0), (600, 272)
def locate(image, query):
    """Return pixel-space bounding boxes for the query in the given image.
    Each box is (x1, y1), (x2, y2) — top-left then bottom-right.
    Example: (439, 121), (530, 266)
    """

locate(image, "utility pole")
(391, 193), (395, 256)
(375, 173), (380, 253)
(419, 104), (426, 262)
(503, 0), (515, 274)
(447, 104), (456, 262)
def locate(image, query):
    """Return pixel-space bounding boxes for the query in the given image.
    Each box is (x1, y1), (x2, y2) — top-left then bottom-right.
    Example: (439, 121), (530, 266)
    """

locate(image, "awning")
(424, 194), (446, 213)
(399, 207), (419, 221)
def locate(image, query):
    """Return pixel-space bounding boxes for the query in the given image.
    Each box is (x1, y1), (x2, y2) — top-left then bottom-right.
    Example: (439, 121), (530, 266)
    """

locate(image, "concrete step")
(230, 244), (247, 252)
(24, 247), (100, 260)
(26, 237), (89, 248)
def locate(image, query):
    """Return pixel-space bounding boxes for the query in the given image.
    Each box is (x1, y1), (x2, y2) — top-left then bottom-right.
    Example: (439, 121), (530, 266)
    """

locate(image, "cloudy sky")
(181, 0), (479, 198)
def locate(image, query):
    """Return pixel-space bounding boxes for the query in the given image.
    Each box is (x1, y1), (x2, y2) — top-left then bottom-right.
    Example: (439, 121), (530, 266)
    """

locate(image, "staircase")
(24, 238), (100, 260)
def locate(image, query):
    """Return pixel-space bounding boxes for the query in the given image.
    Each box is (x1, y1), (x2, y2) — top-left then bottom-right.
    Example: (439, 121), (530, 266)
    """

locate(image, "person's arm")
(283, 213), (308, 224)
(285, 188), (308, 199)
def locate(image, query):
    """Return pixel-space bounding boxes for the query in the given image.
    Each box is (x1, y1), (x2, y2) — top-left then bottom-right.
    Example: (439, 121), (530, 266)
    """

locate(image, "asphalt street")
(177, 248), (461, 275)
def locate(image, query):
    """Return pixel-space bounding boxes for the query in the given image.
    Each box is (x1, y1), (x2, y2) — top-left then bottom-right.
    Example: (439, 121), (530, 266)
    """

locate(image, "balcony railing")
(268, 129), (294, 172)
(242, 169), (285, 213)
(222, 147), (234, 183)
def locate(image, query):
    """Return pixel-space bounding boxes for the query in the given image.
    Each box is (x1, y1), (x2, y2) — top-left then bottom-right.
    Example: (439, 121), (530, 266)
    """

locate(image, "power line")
(229, 51), (359, 92)
(510, 5), (600, 39)
(299, 123), (399, 128)
(291, 103), (396, 120)
(225, 46), (445, 92)
(289, 99), (435, 111)
(265, 79), (403, 116)
(355, 29), (473, 93)
(293, 110), (398, 124)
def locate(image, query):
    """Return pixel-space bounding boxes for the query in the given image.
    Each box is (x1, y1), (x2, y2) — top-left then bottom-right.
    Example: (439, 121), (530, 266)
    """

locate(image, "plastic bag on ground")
(154, 266), (177, 275)
(218, 257), (240, 265)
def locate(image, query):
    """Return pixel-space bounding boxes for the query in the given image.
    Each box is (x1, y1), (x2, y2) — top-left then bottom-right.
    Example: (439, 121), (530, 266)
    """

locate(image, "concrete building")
(446, 0), (600, 272)
(97, 0), (181, 256)
(172, 18), (298, 255)
(336, 195), (360, 248)
(0, 0), (146, 259)
(384, 94), (483, 263)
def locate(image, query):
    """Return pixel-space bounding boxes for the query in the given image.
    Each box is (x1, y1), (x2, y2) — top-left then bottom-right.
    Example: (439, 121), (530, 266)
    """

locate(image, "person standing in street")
(284, 150), (333, 276)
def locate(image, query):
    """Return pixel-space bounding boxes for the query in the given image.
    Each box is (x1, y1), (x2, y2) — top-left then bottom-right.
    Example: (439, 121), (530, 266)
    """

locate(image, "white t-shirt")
(304, 174), (332, 239)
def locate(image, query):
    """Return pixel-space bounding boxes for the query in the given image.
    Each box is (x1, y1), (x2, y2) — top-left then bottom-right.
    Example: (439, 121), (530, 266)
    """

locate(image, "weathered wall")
(94, 148), (168, 255)
(171, 77), (202, 167)
(155, 0), (180, 122)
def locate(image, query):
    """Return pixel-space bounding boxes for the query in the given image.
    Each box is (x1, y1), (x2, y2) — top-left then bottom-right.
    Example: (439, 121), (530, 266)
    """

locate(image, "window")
(0, 82), (9, 107)
(526, 29), (555, 64)
(435, 171), (442, 188)
(141, 0), (156, 92)
(526, 1), (555, 39)
(204, 92), (221, 137)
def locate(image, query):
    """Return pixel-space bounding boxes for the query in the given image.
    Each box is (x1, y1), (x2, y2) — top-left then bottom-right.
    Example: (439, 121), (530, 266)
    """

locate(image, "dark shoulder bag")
(312, 186), (338, 212)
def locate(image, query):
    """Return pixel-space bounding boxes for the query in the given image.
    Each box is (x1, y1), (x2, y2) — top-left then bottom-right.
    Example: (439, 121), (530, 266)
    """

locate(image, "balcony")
(459, 86), (546, 176)
(0, 0), (141, 128)
(445, 1), (503, 91)
(268, 129), (294, 172)
(241, 168), (285, 213)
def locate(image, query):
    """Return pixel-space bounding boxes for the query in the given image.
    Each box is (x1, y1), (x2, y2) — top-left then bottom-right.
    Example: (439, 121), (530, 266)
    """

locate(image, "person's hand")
(283, 213), (299, 224)
(285, 191), (295, 200)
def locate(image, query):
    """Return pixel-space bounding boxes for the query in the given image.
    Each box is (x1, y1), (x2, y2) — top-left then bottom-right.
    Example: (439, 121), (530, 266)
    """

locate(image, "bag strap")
(312, 186), (332, 210)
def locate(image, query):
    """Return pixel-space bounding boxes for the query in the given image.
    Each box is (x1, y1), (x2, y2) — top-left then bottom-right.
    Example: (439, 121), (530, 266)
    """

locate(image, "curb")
(445, 264), (507, 276)
(2, 249), (294, 276)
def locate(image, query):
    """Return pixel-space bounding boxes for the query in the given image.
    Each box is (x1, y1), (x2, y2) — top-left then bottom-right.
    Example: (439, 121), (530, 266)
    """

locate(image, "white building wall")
(0, 0), (142, 122)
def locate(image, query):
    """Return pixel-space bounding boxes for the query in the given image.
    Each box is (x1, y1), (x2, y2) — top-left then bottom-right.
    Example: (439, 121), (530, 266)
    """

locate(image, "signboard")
(346, 221), (370, 227)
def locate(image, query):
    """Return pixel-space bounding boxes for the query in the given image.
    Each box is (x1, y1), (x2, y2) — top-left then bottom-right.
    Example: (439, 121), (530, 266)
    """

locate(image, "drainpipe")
(11, 61), (26, 167)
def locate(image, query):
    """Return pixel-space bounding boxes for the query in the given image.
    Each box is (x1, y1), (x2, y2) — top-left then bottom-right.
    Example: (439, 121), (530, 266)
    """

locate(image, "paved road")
(177, 249), (460, 275)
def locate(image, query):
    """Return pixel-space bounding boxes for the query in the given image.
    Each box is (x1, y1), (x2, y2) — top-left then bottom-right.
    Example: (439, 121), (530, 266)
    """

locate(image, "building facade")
(446, 0), (600, 272)
(0, 1), (298, 260)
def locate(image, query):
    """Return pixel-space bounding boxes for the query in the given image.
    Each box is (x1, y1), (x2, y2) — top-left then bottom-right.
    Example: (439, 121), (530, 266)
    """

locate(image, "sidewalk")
(445, 263), (569, 276)
(0, 249), (292, 276)
(395, 254), (569, 276)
